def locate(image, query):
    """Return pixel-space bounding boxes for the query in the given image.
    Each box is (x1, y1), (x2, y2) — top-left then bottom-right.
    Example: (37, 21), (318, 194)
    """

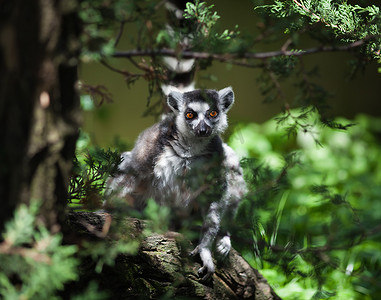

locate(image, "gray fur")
(106, 87), (247, 280)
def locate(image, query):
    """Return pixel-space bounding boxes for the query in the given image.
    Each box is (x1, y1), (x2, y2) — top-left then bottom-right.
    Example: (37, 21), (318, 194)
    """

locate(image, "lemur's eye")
(209, 110), (218, 118)
(186, 112), (194, 119)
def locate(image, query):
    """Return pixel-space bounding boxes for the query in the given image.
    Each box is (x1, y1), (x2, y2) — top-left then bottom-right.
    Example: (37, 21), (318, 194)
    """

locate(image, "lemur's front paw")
(216, 235), (231, 258)
(190, 246), (215, 281)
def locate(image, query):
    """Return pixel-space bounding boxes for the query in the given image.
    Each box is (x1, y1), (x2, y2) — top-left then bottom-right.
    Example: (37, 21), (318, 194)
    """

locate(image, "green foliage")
(183, 0), (240, 43)
(69, 130), (121, 209)
(184, 1), (221, 31)
(71, 282), (109, 300)
(81, 238), (140, 274)
(250, 0), (380, 133)
(142, 199), (171, 235)
(0, 203), (79, 300)
(156, 0), (242, 56)
(0, 201), (141, 299)
(256, 0), (381, 59)
(230, 112), (381, 299)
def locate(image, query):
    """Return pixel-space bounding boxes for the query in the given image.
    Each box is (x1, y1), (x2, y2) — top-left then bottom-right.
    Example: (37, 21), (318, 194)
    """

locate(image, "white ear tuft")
(218, 87), (234, 112)
(167, 90), (184, 112)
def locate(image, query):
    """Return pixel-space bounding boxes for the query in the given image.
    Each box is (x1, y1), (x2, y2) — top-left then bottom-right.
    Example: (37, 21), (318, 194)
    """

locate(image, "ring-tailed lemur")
(106, 87), (247, 280)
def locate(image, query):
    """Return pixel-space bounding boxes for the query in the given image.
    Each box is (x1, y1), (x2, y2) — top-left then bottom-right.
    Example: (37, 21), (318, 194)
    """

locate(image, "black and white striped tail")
(161, 0), (196, 95)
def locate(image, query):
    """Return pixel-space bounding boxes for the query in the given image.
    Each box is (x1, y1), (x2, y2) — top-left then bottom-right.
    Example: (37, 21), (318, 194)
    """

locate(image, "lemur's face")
(167, 88), (235, 139)
(183, 100), (219, 137)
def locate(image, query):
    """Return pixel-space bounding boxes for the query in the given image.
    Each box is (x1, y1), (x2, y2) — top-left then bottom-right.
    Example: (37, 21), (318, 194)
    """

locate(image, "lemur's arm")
(190, 200), (225, 280)
(191, 144), (246, 280)
(191, 188), (243, 280)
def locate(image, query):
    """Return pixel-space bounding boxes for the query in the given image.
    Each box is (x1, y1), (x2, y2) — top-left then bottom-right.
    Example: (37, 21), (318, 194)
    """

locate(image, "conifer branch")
(112, 36), (377, 63)
(292, 0), (341, 30)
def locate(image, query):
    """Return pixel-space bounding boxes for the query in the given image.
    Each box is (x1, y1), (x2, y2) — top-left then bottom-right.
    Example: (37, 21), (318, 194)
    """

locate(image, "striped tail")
(161, 0), (196, 95)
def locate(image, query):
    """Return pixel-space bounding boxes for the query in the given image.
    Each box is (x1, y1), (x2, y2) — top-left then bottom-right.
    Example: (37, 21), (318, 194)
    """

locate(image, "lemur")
(106, 0), (246, 280)
(106, 87), (247, 280)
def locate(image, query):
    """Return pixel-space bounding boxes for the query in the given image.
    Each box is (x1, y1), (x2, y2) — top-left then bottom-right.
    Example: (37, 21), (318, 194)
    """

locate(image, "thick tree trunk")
(67, 212), (281, 299)
(0, 0), (81, 231)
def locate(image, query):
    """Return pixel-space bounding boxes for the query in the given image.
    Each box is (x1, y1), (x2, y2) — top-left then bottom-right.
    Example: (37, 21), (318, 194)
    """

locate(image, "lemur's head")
(167, 87), (234, 139)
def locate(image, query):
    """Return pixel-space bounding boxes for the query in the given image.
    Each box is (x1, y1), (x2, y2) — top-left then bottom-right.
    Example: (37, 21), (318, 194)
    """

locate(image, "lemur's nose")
(196, 121), (211, 137)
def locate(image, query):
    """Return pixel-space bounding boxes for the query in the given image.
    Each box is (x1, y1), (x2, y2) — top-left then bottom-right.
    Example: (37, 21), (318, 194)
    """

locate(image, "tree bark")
(0, 0), (81, 232)
(67, 212), (281, 300)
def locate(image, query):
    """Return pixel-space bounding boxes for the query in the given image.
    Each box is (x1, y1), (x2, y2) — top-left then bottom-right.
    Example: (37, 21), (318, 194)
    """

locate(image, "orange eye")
(186, 112), (194, 119)
(209, 110), (218, 118)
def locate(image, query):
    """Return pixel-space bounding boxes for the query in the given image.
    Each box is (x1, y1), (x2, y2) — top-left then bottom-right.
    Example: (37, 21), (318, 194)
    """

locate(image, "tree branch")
(114, 20), (126, 48)
(112, 36), (376, 63)
(0, 241), (51, 264)
(66, 212), (282, 299)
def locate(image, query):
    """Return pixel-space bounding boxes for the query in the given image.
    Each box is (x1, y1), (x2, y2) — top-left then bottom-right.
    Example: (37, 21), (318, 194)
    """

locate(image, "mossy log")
(66, 211), (281, 299)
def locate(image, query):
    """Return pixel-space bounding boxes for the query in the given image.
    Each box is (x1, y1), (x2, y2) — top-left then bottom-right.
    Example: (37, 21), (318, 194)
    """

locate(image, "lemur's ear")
(218, 87), (234, 112)
(167, 91), (184, 112)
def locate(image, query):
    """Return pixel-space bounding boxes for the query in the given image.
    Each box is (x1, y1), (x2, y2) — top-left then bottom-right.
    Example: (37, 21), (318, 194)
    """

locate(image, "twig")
(114, 20), (126, 48)
(100, 59), (146, 86)
(79, 82), (113, 106)
(128, 57), (143, 70)
(0, 241), (51, 264)
(100, 59), (132, 76)
(267, 68), (286, 102)
(281, 38), (293, 52)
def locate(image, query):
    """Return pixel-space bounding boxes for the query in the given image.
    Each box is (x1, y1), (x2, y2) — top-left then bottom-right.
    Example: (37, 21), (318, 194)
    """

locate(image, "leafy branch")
(0, 204), (79, 299)
(69, 146), (121, 209)
(258, 0), (381, 58)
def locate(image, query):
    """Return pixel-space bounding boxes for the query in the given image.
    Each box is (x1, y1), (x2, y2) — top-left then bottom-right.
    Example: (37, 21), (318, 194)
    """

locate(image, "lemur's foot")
(216, 235), (231, 258)
(190, 245), (215, 281)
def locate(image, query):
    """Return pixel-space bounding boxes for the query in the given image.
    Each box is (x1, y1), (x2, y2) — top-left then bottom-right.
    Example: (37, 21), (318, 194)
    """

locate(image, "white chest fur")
(153, 145), (192, 207)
